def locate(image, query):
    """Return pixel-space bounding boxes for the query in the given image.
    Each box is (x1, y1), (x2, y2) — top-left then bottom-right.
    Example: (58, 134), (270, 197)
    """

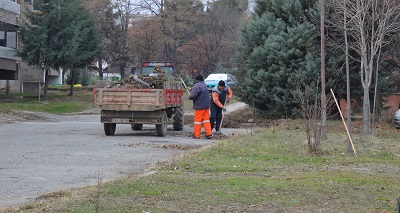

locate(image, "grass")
(6, 122), (400, 213)
(0, 86), (94, 114)
(1, 86), (400, 212)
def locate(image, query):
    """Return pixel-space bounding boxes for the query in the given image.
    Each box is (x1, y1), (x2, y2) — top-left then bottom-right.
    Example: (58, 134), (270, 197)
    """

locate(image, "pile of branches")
(106, 66), (168, 89)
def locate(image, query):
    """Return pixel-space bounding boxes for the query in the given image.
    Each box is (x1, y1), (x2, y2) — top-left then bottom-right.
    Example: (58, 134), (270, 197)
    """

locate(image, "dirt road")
(0, 103), (249, 210)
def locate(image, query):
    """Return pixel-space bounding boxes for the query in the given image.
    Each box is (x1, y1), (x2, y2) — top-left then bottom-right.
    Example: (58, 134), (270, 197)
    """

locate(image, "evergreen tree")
(18, 0), (101, 97)
(235, 0), (320, 117)
(18, 0), (63, 98)
(57, 0), (101, 95)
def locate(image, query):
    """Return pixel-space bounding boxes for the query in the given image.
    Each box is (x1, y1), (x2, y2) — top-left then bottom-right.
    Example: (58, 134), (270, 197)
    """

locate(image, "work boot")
(206, 134), (213, 139)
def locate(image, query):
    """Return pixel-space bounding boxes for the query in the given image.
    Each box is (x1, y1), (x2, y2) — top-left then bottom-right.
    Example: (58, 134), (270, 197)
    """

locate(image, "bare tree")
(127, 0), (245, 76)
(293, 73), (334, 155)
(334, 0), (400, 136)
(127, 17), (166, 63)
(112, 0), (141, 78)
(296, 81), (323, 155)
(343, 0), (352, 151)
(134, 0), (204, 63)
(85, 0), (111, 78)
(178, 1), (241, 75)
(331, 0), (353, 150)
(86, 0), (141, 78)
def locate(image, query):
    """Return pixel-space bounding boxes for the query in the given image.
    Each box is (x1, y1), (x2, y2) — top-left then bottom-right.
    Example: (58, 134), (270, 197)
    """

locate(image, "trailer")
(93, 80), (184, 136)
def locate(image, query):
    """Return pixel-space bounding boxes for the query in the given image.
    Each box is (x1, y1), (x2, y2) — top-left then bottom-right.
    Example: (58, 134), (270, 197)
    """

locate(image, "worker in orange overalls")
(188, 75), (213, 139)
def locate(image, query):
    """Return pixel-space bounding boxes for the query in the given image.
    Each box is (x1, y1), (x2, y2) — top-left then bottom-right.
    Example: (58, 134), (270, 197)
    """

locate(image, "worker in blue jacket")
(188, 75), (213, 139)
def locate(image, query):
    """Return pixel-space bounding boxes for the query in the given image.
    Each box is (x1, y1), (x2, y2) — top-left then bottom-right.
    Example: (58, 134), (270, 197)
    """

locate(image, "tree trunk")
(99, 57), (103, 78)
(69, 69), (75, 96)
(344, 0), (352, 152)
(372, 68), (378, 137)
(43, 68), (49, 99)
(375, 91), (381, 119)
(5, 80), (9, 94)
(372, 48), (382, 137)
(362, 87), (371, 136)
(119, 64), (125, 79)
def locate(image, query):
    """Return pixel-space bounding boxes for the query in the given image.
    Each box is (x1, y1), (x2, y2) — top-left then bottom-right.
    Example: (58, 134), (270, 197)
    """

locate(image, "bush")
(65, 69), (90, 86)
(65, 69), (80, 85)
(80, 69), (90, 86)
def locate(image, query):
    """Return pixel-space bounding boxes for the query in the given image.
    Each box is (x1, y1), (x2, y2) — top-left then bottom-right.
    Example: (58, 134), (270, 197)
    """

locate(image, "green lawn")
(2, 86), (399, 213)
(0, 86), (94, 114)
(9, 119), (400, 213)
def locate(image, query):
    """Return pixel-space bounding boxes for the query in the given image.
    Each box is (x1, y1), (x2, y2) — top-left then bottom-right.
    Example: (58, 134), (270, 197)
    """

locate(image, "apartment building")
(0, 0), (61, 94)
(0, 0), (19, 93)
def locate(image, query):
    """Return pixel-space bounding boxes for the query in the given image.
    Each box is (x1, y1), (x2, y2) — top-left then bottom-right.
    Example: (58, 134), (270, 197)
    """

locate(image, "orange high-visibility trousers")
(193, 109), (213, 138)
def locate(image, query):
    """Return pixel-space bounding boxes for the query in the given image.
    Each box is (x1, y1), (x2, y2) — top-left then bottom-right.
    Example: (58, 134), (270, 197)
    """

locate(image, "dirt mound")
(0, 109), (52, 125)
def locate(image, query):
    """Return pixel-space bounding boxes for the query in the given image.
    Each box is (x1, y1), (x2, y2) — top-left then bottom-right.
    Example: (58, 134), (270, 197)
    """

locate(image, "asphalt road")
(0, 102), (248, 209)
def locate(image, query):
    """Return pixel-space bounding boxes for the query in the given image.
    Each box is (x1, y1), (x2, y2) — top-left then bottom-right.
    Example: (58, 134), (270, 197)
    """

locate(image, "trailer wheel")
(173, 106), (184, 131)
(131, 124), (143, 130)
(104, 123), (116, 135)
(156, 111), (168, 137)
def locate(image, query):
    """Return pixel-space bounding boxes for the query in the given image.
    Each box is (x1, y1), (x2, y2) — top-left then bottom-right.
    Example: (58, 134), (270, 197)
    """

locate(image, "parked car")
(204, 73), (238, 90)
(394, 109), (400, 129)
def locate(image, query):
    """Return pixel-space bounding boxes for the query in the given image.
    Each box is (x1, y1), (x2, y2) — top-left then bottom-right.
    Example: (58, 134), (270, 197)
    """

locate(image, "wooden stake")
(330, 88), (357, 157)
(179, 77), (190, 95)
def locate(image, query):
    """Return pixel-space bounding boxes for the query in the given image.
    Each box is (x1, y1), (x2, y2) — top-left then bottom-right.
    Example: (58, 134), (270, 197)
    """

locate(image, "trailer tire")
(104, 123), (116, 135)
(156, 111), (168, 136)
(131, 124), (143, 130)
(173, 106), (184, 131)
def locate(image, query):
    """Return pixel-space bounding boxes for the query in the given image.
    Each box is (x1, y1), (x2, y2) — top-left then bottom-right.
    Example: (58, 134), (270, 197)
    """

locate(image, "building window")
(6, 32), (17, 49)
(0, 31), (17, 48)
(0, 31), (5, 47)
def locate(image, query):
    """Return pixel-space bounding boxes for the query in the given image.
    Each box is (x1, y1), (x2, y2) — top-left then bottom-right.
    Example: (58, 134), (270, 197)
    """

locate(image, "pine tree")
(236, 0), (320, 117)
(57, 0), (101, 95)
(18, 0), (63, 98)
(18, 0), (101, 97)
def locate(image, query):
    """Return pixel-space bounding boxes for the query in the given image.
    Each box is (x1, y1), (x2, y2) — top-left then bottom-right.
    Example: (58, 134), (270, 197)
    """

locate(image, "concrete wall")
(0, 79), (19, 93)
(95, 80), (112, 88)
(48, 69), (62, 85)
(21, 81), (39, 93)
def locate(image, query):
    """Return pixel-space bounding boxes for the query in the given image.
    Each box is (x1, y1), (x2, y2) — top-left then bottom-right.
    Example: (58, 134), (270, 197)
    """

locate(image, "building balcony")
(0, 46), (18, 80)
(0, 0), (20, 26)
(0, 46), (18, 60)
(0, 0), (20, 14)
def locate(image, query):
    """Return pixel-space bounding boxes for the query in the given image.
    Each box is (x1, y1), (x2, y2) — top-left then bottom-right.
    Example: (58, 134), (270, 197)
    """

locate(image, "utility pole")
(321, 0), (327, 140)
